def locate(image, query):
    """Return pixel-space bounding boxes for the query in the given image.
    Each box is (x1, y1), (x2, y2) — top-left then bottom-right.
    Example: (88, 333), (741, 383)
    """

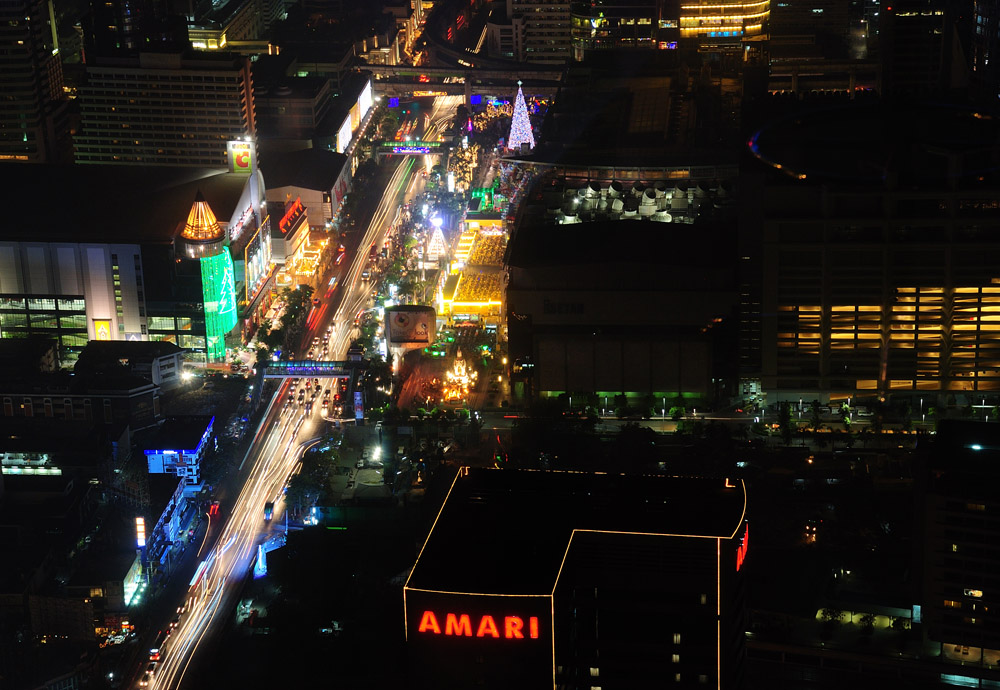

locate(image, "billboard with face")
(386, 305), (435, 345)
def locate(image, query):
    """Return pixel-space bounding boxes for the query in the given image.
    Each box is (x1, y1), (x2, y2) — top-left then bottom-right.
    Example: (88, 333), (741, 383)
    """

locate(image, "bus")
(149, 629), (169, 661)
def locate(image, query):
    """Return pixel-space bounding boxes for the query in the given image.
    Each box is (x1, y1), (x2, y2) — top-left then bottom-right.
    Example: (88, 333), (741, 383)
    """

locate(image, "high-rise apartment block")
(750, 102), (1000, 402)
(507, 0), (571, 63)
(0, 0), (70, 162)
(919, 421), (1000, 668)
(75, 51), (255, 167)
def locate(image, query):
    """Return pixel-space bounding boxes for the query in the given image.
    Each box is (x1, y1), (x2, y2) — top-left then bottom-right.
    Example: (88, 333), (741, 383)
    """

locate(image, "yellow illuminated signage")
(94, 319), (112, 341)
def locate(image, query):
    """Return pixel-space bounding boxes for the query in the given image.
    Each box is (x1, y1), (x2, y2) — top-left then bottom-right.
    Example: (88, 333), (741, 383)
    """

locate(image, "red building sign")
(736, 523), (749, 572)
(418, 610), (540, 639)
(279, 197), (305, 234)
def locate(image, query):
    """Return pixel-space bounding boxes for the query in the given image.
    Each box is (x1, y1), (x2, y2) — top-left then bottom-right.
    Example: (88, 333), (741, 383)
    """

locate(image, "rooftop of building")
(748, 100), (1000, 185)
(0, 164), (249, 245)
(0, 419), (113, 457)
(76, 340), (185, 364)
(0, 336), (58, 373)
(259, 147), (349, 191)
(406, 468), (746, 595)
(517, 51), (739, 168)
(148, 474), (185, 516)
(141, 415), (215, 454)
(255, 76), (331, 101)
(0, 368), (158, 395)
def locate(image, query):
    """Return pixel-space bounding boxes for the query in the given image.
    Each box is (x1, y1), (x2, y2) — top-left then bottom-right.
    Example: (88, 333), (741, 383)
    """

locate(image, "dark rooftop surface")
(141, 416), (214, 453)
(148, 474), (185, 515)
(75, 340), (184, 373)
(0, 419), (111, 456)
(406, 468), (746, 595)
(748, 101), (1000, 184)
(259, 147), (348, 191)
(0, 164), (248, 244)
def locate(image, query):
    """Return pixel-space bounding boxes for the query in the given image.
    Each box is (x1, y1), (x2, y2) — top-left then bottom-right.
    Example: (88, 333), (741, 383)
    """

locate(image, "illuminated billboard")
(359, 80), (373, 120)
(93, 319), (112, 341)
(200, 248), (238, 362)
(226, 140), (254, 174)
(337, 117), (353, 154)
(244, 223), (272, 303)
(386, 305), (435, 345)
(404, 589), (554, 688)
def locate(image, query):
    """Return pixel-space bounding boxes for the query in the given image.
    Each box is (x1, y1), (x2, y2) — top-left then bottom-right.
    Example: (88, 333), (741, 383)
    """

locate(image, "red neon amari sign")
(736, 523), (749, 572)
(418, 611), (540, 639)
(279, 197), (305, 234)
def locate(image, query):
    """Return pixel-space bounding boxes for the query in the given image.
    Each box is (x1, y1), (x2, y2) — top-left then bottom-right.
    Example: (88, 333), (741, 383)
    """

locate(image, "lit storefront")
(272, 197), (316, 288)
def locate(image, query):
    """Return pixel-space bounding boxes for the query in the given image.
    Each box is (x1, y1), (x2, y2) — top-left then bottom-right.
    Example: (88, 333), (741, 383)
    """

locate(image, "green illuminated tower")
(200, 248), (238, 361)
(180, 191), (238, 362)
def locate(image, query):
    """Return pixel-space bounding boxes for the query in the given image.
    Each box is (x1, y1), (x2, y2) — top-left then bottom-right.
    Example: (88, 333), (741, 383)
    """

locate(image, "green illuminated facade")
(200, 248), (238, 362)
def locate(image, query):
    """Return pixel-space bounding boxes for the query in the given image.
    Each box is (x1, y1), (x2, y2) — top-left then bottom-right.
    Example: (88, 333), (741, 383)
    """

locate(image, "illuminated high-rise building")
(75, 51), (255, 167)
(749, 101), (1000, 403)
(507, 0), (572, 63)
(0, 0), (70, 162)
(405, 468), (749, 689)
(679, 0), (769, 43)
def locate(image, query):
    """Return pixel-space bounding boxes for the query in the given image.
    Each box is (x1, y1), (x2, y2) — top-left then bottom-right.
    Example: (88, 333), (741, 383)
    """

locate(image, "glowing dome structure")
(180, 190), (226, 260)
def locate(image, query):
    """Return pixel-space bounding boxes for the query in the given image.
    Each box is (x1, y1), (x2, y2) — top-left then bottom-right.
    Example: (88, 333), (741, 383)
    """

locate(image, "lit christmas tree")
(508, 80), (535, 151)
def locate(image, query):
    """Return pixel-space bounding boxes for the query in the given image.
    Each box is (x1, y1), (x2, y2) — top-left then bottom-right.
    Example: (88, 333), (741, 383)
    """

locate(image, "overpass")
(372, 77), (560, 101)
(375, 140), (451, 159)
(366, 64), (563, 101)
(263, 359), (361, 379)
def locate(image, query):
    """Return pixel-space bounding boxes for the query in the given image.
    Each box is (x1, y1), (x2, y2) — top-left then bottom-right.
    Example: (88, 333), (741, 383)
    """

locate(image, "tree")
(810, 400), (823, 430)
(777, 401), (793, 445)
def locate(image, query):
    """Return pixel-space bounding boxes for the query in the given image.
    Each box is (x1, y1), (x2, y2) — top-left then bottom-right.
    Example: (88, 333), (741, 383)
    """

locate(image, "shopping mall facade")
(0, 78), (372, 366)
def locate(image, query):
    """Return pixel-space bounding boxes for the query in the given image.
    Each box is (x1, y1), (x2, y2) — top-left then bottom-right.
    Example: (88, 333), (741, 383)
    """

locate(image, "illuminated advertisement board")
(244, 223), (272, 303)
(350, 101), (361, 131)
(405, 589), (554, 688)
(226, 140), (254, 174)
(200, 248), (238, 362)
(93, 319), (112, 341)
(337, 117), (353, 154)
(386, 305), (435, 344)
(359, 80), (373, 120)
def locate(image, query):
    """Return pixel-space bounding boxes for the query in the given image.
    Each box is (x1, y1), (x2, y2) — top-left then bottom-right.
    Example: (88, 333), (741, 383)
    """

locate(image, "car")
(146, 663), (157, 677)
(305, 402), (313, 413)
(312, 298), (321, 306)
(139, 672), (151, 687)
(305, 380), (311, 388)
(312, 336), (320, 345)
(306, 349), (315, 358)
(176, 604), (186, 615)
(336, 252), (345, 265)
(170, 616), (180, 629)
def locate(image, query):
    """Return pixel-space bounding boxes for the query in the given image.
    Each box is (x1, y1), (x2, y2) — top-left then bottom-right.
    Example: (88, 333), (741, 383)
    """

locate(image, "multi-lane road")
(144, 96), (459, 689)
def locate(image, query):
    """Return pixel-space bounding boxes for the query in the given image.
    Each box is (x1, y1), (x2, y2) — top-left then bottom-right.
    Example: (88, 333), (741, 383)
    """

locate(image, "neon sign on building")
(736, 523), (749, 572)
(279, 198), (305, 234)
(417, 611), (541, 639)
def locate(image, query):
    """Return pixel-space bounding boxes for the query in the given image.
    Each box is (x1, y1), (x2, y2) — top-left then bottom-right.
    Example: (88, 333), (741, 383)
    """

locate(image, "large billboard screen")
(245, 224), (272, 303)
(359, 80), (373, 120)
(337, 117), (353, 154)
(386, 306), (435, 345)
(404, 589), (554, 688)
(200, 248), (238, 362)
